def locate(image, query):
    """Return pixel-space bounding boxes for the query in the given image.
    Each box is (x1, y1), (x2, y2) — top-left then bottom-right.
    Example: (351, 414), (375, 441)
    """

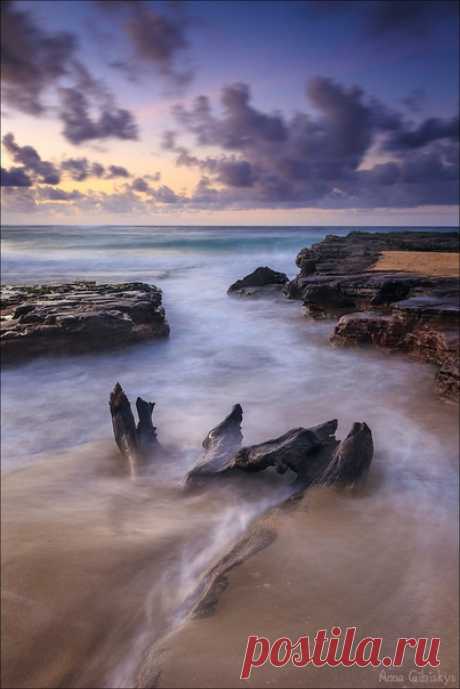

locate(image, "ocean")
(1, 225), (458, 688)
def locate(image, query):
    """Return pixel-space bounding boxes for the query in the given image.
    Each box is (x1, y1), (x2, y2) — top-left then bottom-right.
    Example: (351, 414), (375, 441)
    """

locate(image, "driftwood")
(231, 420), (338, 476)
(191, 404), (243, 477)
(109, 385), (374, 488)
(109, 383), (159, 473)
(320, 422), (374, 485)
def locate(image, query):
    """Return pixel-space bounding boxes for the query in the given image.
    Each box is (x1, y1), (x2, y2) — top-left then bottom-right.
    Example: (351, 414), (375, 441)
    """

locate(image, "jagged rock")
(1, 281), (169, 362)
(228, 266), (288, 295)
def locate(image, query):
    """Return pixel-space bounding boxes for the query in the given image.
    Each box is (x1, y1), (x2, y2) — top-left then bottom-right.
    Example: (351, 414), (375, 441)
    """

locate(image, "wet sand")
(154, 481), (459, 689)
(2, 226), (459, 688)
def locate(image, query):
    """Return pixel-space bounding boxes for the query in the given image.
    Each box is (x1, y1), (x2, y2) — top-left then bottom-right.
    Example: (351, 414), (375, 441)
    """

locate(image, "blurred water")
(1, 225), (458, 688)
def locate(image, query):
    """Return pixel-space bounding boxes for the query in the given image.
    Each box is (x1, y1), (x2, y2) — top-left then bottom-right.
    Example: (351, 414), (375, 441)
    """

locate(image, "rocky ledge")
(1, 281), (169, 362)
(286, 231), (459, 401)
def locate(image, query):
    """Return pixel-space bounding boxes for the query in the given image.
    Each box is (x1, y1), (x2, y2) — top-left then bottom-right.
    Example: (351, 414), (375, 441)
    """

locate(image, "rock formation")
(228, 266), (288, 295)
(283, 231), (459, 400)
(1, 281), (169, 362)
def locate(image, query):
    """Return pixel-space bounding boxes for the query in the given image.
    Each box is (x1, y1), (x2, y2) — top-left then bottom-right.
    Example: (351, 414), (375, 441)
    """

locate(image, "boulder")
(228, 266), (288, 295)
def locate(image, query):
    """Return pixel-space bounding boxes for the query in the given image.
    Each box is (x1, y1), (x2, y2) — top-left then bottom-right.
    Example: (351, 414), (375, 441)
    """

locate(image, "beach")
(1, 225), (459, 688)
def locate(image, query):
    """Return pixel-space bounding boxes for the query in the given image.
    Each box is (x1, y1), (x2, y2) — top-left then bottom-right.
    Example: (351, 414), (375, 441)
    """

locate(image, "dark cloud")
(173, 83), (287, 149)
(2, 133), (60, 184)
(106, 165), (130, 178)
(97, 0), (192, 85)
(61, 158), (131, 180)
(1, 166), (32, 187)
(61, 158), (105, 181)
(38, 187), (83, 201)
(131, 177), (150, 193)
(1, 3), (140, 146)
(367, 0), (458, 38)
(385, 116), (459, 151)
(202, 158), (256, 188)
(151, 185), (180, 204)
(1, 0), (77, 114)
(307, 1), (458, 40)
(166, 77), (459, 209)
(59, 86), (138, 145)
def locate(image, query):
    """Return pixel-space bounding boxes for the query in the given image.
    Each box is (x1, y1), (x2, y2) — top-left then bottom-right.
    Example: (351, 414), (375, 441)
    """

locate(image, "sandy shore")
(371, 251), (459, 277)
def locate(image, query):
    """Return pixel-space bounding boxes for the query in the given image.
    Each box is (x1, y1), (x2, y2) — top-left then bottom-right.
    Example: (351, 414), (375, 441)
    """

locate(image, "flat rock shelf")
(0, 281), (169, 362)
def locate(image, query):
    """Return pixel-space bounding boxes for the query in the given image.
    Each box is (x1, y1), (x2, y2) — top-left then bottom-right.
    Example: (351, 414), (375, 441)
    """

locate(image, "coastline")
(1, 226), (459, 689)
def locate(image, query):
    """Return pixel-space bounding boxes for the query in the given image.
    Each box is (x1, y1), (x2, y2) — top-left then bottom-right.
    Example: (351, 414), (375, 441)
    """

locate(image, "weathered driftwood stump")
(320, 422), (374, 485)
(109, 385), (374, 489)
(186, 407), (373, 488)
(109, 383), (159, 474)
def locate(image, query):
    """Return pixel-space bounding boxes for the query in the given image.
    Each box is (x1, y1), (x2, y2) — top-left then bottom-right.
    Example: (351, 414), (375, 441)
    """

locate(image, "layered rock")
(1, 281), (169, 362)
(228, 266), (288, 295)
(293, 230), (459, 281)
(332, 296), (459, 400)
(286, 231), (459, 400)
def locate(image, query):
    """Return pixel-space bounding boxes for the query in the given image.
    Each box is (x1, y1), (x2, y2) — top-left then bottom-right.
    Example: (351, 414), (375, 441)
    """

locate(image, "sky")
(1, 0), (459, 226)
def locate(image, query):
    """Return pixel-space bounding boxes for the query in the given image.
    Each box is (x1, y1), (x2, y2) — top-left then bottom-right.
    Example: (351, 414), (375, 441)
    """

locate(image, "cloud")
(1, 0), (77, 114)
(307, 1), (458, 41)
(59, 85), (138, 145)
(131, 177), (150, 193)
(385, 116), (459, 151)
(164, 77), (459, 209)
(366, 0), (458, 38)
(151, 185), (180, 204)
(1, 2), (140, 146)
(2, 132), (60, 184)
(61, 158), (105, 181)
(97, 0), (192, 85)
(61, 158), (131, 180)
(106, 164), (130, 178)
(37, 187), (83, 201)
(1, 166), (32, 187)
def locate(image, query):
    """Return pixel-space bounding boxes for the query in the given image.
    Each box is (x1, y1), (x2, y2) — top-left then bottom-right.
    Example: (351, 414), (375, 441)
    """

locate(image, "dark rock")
(1, 281), (169, 362)
(228, 266), (288, 295)
(303, 283), (356, 318)
(371, 280), (411, 306)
